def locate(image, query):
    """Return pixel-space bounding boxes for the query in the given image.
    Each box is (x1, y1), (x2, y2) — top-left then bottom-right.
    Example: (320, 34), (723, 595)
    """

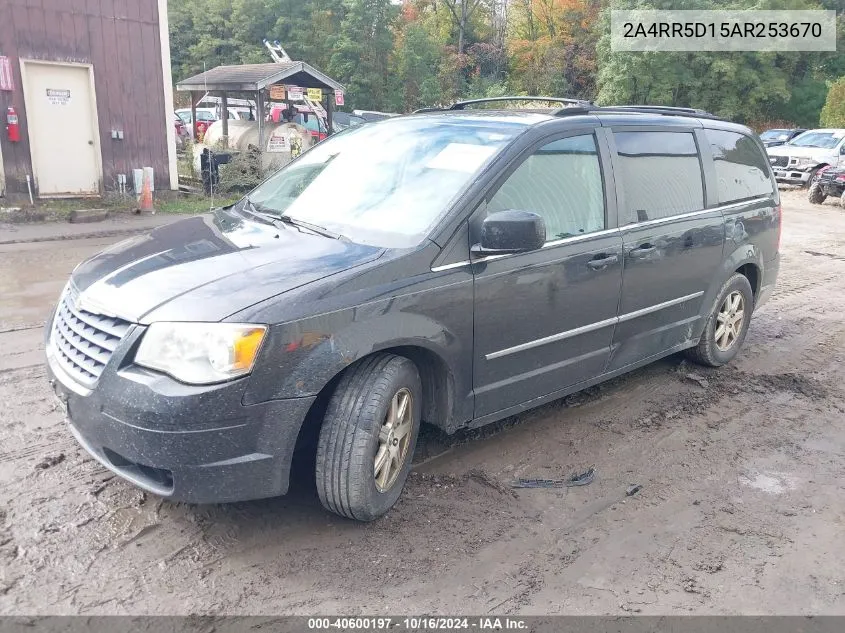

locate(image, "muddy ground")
(0, 189), (843, 615)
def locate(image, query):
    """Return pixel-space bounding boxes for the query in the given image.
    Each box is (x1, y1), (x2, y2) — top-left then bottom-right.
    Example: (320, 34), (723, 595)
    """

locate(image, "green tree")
(595, 0), (842, 123)
(820, 77), (845, 127)
(328, 0), (398, 110)
(394, 22), (443, 110)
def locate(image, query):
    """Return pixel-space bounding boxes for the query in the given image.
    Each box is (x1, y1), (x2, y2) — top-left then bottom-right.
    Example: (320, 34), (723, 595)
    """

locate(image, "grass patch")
(155, 194), (239, 215)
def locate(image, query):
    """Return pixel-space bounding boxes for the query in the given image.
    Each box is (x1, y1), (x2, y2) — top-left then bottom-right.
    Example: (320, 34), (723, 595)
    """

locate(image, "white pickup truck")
(767, 129), (845, 186)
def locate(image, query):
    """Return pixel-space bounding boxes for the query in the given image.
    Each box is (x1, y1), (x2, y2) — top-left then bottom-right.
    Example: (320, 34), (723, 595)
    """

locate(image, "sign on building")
(46, 88), (71, 105)
(286, 85), (304, 101)
(269, 85), (286, 100)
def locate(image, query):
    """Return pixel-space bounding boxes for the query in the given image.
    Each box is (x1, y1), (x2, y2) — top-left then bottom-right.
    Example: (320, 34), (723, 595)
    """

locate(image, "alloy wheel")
(374, 387), (413, 492)
(715, 291), (745, 352)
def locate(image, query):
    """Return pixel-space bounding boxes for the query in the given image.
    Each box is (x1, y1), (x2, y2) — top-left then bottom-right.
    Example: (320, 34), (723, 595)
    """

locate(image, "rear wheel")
(686, 273), (754, 367)
(808, 179), (827, 204)
(315, 354), (422, 521)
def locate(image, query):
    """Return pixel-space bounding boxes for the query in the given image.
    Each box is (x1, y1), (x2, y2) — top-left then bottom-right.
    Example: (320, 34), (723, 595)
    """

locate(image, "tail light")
(775, 204), (782, 252)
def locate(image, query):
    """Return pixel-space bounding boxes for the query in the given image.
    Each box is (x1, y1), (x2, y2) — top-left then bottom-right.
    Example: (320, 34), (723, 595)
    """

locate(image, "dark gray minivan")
(46, 99), (780, 520)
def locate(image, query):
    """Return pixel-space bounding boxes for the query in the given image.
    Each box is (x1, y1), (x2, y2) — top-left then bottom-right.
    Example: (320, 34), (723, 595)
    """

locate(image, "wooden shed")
(0, 0), (177, 199)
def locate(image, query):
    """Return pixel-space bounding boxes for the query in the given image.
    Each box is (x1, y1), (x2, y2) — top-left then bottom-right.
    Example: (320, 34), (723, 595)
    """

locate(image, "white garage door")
(22, 62), (101, 196)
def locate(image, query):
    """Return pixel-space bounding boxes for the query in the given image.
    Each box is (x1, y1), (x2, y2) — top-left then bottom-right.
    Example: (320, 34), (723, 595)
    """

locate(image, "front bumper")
(772, 168), (812, 185)
(46, 329), (315, 504)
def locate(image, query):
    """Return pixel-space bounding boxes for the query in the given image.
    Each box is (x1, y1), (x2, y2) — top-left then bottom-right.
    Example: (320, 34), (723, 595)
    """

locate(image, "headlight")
(795, 157), (817, 167)
(135, 323), (267, 385)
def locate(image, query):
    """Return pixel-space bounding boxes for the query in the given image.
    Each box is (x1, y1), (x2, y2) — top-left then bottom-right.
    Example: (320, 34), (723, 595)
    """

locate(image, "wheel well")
(388, 345), (454, 431)
(291, 346), (454, 471)
(736, 263), (760, 300)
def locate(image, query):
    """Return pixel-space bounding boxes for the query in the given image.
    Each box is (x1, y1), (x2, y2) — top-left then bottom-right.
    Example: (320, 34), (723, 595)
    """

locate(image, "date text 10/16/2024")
(307, 617), (528, 631)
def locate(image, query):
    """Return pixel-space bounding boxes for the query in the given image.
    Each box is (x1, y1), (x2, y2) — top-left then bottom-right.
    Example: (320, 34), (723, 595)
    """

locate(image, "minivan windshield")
(245, 116), (526, 247)
(788, 131), (843, 149)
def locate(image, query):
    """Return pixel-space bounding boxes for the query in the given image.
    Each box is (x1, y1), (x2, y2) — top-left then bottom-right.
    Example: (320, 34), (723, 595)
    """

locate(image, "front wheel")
(808, 179), (827, 204)
(686, 273), (754, 367)
(315, 354), (422, 521)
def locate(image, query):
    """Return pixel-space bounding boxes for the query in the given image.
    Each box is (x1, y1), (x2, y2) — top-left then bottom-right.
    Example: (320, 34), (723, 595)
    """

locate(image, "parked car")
(175, 108), (218, 141)
(808, 165), (845, 207)
(759, 128), (806, 147)
(331, 111), (366, 133)
(45, 101), (780, 521)
(353, 109), (398, 122)
(175, 106), (253, 141)
(174, 114), (190, 151)
(767, 129), (845, 187)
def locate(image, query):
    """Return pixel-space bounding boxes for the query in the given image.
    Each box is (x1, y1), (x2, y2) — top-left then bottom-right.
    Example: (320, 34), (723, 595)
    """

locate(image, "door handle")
(630, 244), (656, 258)
(587, 254), (619, 270)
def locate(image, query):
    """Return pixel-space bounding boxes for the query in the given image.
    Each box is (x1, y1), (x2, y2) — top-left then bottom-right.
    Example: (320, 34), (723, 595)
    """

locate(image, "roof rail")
(552, 104), (723, 120)
(449, 96), (592, 110)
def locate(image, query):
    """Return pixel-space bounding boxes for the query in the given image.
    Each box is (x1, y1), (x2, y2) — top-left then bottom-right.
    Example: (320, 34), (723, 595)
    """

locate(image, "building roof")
(176, 62), (344, 93)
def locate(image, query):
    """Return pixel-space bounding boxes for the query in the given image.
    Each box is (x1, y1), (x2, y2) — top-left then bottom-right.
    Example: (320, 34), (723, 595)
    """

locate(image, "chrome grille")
(50, 284), (131, 387)
(770, 156), (788, 168)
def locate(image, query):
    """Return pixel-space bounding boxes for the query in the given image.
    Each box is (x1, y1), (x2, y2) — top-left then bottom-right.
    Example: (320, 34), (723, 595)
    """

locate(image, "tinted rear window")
(614, 131), (704, 222)
(705, 129), (774, 204)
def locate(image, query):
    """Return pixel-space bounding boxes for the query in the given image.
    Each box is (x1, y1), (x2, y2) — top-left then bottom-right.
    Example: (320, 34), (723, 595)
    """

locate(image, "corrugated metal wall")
(0, 0), (170, 197)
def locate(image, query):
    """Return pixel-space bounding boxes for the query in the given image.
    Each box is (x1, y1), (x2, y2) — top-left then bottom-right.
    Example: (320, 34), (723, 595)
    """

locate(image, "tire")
(685, 273), (754, 368)
(808, 179), (827, 204)
(840, 191), (845, 209)
(315, 353), (422, 521)
(803, 167), (821, 189)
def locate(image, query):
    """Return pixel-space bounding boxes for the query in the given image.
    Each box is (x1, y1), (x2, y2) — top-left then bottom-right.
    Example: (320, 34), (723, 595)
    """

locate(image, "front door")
(607, 129), (725, 371)
(22, 62), (101, 196)
(472, 131), (624, 419)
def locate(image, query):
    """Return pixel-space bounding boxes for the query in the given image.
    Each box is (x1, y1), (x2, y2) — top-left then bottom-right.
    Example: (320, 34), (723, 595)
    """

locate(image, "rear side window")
(705, 129), (774, 203)
(614, 131), (704, 222)
(487, 134), (605, 241)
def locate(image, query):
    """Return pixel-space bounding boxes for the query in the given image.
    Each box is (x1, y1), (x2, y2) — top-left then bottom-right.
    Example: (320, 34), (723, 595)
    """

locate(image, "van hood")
(767, 145), (838, 159)
(69, 209), (384, 324)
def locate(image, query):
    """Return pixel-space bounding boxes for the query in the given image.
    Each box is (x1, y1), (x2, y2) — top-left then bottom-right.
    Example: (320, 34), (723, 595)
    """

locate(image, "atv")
(808, 165), (845, 208)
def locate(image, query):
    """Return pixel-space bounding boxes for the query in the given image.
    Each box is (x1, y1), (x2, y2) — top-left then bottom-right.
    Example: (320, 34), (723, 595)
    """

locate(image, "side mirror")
(472, 210), (546, 256)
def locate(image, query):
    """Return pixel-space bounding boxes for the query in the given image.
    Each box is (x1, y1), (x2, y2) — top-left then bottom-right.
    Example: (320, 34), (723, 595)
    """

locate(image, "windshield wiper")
(241, 196), (345, 240)
(276, 215), (345, 241)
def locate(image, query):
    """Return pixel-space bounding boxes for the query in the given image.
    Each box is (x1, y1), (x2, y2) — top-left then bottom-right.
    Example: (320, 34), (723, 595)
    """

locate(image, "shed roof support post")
(256, 89), (265, 170)
(190, 91), (199, 140)
(326, 92), (334, 137)
(220, 91), (229, 145)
